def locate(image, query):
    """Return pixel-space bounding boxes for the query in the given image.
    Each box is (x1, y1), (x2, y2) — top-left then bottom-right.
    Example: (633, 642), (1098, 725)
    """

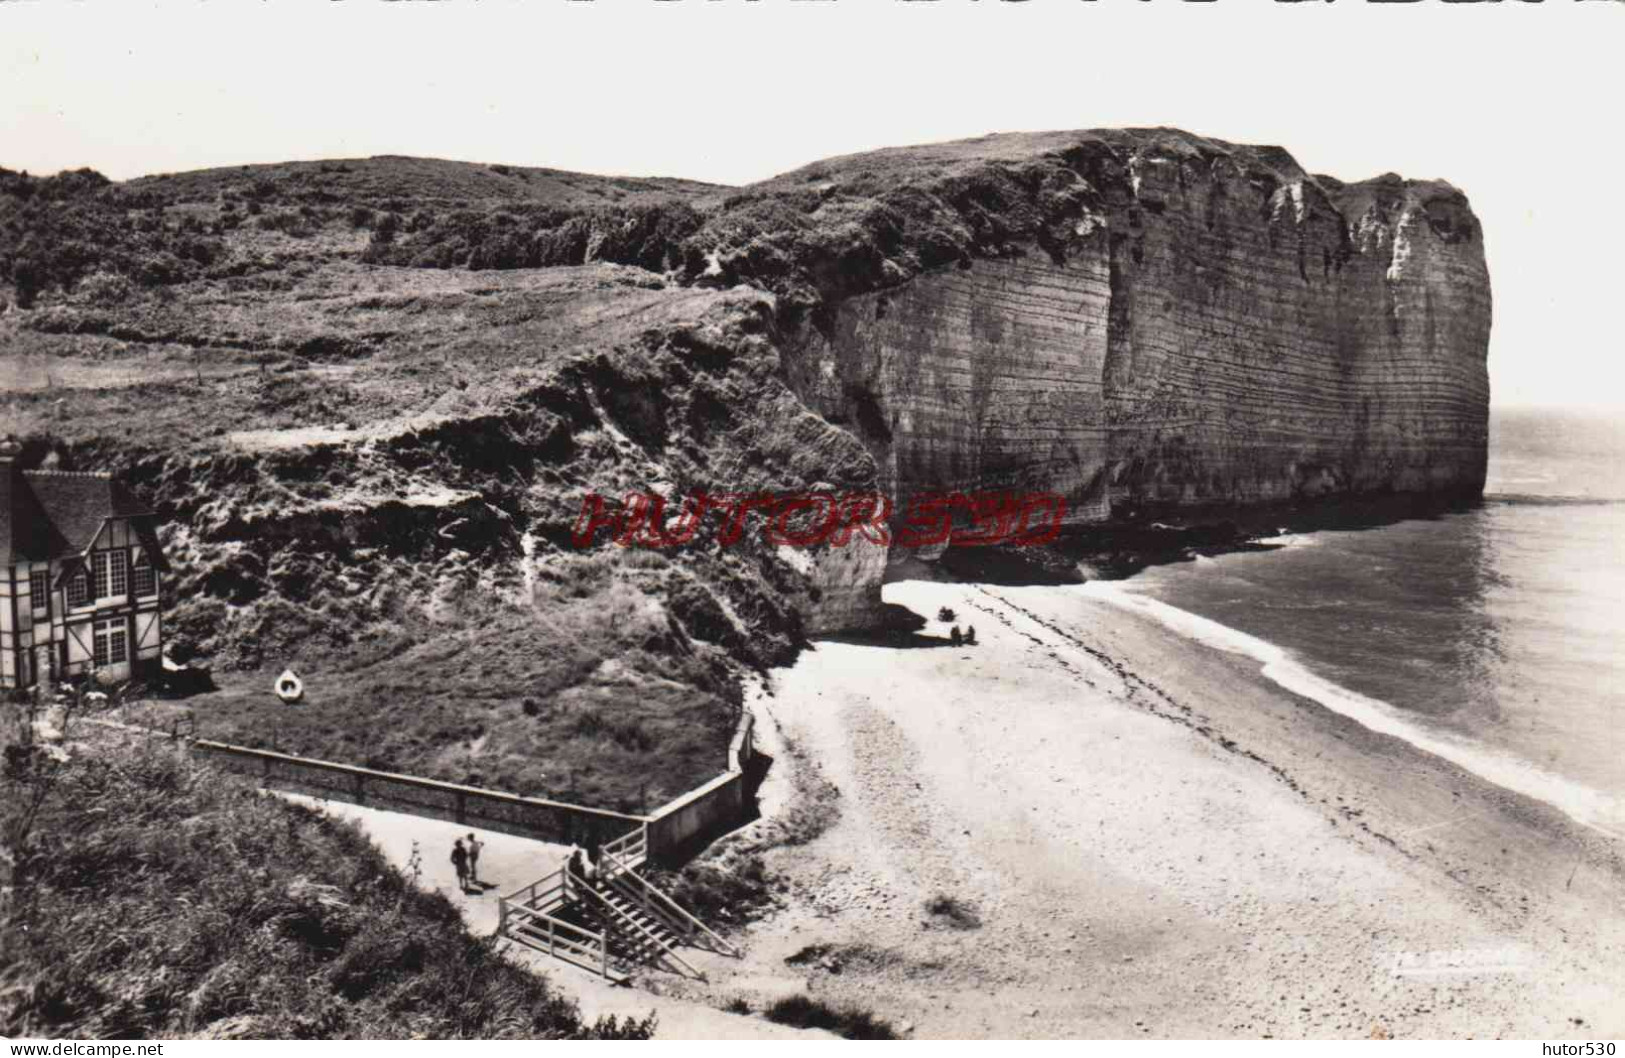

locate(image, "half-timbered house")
(0, 439), (167, 688)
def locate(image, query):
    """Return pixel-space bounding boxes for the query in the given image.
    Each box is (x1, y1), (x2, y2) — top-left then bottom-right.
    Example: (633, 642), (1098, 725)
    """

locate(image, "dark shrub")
(372, 212), (400, 246)
(924, 892), (982, 930)
(764, 995), (897, 1039)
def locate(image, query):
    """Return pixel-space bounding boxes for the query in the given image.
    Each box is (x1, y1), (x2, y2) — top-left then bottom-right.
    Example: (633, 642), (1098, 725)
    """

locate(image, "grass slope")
(0, 735), (654, 1039)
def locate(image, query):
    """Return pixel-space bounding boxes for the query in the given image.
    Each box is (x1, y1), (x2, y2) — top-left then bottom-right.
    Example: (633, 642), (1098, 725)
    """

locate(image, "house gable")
(0, 443), (168, 688)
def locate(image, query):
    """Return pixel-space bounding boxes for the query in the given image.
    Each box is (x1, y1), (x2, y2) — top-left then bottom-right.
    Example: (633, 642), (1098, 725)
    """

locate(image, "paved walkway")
(277, 793), (827, 1040)
(280, 792), (567, 932)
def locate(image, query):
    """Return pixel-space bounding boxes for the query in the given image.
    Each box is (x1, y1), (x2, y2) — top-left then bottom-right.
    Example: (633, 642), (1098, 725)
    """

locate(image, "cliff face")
(0, 131), (1491, 800)
(767, 131), (1491, 532)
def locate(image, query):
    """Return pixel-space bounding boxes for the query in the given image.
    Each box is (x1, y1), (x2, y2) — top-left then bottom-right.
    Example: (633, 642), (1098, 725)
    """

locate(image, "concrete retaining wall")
(193, 740), (643, 848)
(186, 706), (758, 861)
(645, 710), (755, 861)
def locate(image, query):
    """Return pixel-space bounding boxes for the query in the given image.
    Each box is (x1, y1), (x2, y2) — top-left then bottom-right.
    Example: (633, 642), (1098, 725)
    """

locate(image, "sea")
(1084, 407), (1625, 838)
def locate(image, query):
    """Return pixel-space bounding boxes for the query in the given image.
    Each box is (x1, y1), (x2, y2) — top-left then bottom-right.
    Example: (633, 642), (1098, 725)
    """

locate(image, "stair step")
(504, 840), (721, 981)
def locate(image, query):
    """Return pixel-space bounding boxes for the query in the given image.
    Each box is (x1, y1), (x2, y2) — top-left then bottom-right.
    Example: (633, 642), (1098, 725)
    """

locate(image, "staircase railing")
(602, 825), (647, 867)
(567, 869), (705, 980)
(498, 895), (611, 978)
(500, 824), (738, 977)
(597, 838), (741, 958)
(502, 867), (568, 916)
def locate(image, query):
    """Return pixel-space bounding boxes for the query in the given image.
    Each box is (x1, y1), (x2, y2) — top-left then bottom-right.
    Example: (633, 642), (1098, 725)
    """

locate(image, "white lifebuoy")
(274, 669), (304, 703)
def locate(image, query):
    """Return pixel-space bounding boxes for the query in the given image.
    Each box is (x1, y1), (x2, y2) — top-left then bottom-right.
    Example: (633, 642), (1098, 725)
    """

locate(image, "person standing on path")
(451, 838), (469, 893)
(466, 832), (484, 886)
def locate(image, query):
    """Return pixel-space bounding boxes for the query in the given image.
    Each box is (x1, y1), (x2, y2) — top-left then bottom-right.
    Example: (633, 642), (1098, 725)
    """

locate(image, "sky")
(3, 0), (1620, 409)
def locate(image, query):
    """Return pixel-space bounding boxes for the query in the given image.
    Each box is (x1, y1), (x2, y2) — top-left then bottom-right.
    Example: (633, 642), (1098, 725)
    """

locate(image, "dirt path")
(664, 579), (1625, 1039)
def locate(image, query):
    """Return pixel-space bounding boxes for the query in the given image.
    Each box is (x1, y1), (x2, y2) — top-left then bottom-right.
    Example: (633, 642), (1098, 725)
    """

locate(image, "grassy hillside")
(124, 156), (722, 212)
(0, 134), (1286, 809)
(0, 151), (876, 810)
(0, 157), (718, 309)
(0, 733), (653, 1039)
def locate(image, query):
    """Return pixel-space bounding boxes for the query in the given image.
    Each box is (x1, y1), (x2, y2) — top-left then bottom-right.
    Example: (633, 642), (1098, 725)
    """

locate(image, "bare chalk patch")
(1388, 945), (1532, 978)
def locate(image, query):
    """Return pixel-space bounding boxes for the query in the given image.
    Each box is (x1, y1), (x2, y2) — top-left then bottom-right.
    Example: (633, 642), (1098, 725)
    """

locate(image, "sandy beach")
(278, 575), (1625, 1040)
(645, 577), (1625, 1039)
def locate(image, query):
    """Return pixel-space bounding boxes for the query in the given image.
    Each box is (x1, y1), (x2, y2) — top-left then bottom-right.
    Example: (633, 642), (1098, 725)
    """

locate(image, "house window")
(66, 570), (89, 608)
(94, 618), (128, 668)
(132, 550), (155, 597)
(93, 552), (109, 598)
(29, 569), (49, 612)
(109, 550), (128, 596)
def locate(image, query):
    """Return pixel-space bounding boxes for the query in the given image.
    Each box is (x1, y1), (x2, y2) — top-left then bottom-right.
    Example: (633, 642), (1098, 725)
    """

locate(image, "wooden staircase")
(497, 824), (739, 981)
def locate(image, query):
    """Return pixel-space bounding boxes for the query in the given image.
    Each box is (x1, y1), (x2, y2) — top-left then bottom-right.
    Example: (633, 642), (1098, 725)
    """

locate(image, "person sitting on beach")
(965, 625), (977, 645)
(950, 625), (963, 647)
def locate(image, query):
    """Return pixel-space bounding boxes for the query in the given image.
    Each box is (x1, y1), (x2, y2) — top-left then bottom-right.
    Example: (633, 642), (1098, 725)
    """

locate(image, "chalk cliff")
(728, 130), (1492, 536)
(0, 131), (1491, 796)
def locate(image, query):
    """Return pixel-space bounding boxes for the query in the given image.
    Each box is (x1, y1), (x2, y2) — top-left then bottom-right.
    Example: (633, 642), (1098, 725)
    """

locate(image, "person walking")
(451, 838), (469, 893)
(466, 832), (484, 886)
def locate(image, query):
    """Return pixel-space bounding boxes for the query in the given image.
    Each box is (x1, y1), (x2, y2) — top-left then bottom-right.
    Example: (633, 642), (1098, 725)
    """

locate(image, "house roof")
(1, 468), (157, 566)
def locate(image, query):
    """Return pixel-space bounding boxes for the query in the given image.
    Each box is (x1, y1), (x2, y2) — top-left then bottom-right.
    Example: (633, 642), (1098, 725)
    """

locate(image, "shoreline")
(1081, 579), (1625, 842)
(671, 578), (1625, 1038)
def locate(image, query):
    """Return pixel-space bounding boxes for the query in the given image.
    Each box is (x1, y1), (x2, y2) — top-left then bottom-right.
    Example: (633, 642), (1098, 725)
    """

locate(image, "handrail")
(499, 898), (611, 976)
(503, 866), (564, 906)
(603, 826), (647, 863)
(598, 844), (740, 958)
(602, 871), (696, 950)
(502, 901), (601, 944)
(569, 872), (704, 980)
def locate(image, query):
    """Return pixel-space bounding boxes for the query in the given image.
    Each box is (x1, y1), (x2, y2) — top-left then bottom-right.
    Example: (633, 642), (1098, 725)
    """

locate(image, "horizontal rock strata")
(769, 131), (1491, 536)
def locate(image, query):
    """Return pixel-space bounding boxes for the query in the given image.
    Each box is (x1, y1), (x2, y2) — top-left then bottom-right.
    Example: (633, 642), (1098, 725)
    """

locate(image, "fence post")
(601, 932), (609, 978)
(456, 790), (467, 825)
(645, 817), (661, 865)
(548, 918), (555, 957)
(498, 898), (508, 938)
(354, 771), (366, 807)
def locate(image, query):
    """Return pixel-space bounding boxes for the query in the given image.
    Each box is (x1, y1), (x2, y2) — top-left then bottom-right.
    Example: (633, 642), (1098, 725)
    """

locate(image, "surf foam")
(1081, 581), (1625, 840)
